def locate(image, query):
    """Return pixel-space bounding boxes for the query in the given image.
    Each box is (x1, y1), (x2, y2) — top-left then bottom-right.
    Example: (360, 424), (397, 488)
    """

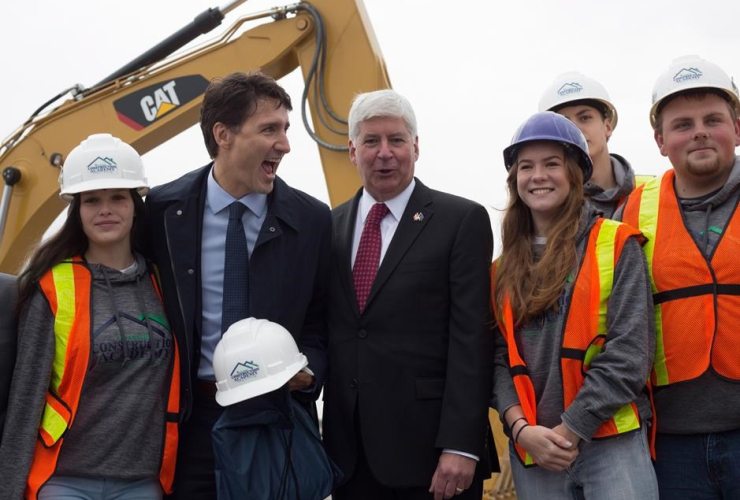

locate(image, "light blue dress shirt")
(198, 168), (267, 381)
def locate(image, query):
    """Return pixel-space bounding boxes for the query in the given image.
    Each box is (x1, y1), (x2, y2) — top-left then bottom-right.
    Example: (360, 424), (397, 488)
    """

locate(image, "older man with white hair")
(323, 89), (498, 500)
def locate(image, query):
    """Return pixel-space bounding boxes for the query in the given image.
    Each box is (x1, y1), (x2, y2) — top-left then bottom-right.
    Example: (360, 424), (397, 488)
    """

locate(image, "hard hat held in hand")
(538, 71), (618, 130)
(213, 318), (308, 407)
(59, 133), (149, 202)
(504, 111), (593, 183)
(650, 55), (740, 128)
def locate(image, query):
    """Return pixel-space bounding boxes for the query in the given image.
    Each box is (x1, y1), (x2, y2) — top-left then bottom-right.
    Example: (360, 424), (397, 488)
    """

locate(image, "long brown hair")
(16, 189), (146, 317)
(494, 151), (584, 325)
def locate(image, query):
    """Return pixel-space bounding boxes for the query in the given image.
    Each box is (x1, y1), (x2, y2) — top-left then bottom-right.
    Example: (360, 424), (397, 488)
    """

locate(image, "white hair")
(348, 89), (418, 142)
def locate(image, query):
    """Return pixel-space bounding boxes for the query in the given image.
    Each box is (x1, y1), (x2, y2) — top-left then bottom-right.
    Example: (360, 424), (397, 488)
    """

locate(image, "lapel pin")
(413, 212), (424, 222)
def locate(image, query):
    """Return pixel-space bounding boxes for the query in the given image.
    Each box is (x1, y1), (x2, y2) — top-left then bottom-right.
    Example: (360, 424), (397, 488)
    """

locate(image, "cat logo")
(114, 75), (209, 131)
(141, 81), (180, 122)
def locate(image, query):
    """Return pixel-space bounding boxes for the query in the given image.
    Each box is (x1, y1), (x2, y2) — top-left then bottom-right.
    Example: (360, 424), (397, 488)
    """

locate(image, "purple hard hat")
(503, 111), (593, 182)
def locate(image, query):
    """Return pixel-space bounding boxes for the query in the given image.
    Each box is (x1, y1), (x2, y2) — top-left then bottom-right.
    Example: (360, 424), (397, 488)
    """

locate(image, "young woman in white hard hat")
(0, 134), (180, 500)
(539, 72), (650, 218)
(490, 112), (658, 499)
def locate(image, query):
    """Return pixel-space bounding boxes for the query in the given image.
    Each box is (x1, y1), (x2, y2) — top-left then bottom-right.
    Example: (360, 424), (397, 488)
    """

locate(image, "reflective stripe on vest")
(634, 175), (655, 189)
(622, 171), (740, 386)
(38, 393), (72, 447)
(26, 258), (180, 499)
(492, 219), (643, 467)
(38, 260), (91, 443)
(616, 175), (655, 211)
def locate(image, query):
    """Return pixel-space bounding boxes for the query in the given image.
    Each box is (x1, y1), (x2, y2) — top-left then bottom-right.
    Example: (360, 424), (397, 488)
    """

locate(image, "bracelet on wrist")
(509, 416), (527, 430)
(514, 423), (530, 444)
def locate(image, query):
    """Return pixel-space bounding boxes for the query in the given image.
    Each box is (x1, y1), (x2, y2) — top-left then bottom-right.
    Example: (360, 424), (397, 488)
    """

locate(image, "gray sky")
(2, 0), (740, 253)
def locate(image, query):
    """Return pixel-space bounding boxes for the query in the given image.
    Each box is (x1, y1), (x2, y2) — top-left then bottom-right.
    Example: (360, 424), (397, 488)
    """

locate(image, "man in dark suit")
(323, 89), (496, 500)
(145, 72), (330, 500)
(0, 273), (17, 441)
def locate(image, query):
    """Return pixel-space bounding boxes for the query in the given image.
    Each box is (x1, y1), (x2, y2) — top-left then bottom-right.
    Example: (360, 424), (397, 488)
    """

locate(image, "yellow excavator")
(0, 0), (389, 274)
(0, 1), (514, 497)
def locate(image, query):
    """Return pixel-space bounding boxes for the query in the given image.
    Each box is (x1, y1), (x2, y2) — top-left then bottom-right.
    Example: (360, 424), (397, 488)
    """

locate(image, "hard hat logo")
(231, 361), (260, 382)
(59, 133), (149, 202)
(557, 82), (584, 97)
(213, 318), (308, 407)
(673, 68), (703, 83)
(86, 157), (118, 174)
(539, 72), (618, 130)
(650, 55), (740, 128)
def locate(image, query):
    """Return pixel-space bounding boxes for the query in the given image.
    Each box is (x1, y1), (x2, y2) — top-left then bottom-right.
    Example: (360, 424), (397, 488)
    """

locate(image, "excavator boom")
(0, 0), (390, 273)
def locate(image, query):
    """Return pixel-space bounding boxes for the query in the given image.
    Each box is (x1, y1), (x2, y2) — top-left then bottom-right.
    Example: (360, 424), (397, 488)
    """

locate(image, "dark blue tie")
(222, 201), (249, 334)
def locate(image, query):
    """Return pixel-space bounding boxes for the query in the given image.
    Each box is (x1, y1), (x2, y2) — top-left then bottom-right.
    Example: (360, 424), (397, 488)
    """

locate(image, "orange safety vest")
(622, 170), (740, 386)
(26, 258), (181, 499)
(492, 218), (644, 467)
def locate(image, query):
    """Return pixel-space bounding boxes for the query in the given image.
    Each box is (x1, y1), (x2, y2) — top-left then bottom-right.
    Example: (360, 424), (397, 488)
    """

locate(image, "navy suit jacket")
(145, 164), (331, 420)
(323, 179), (498, 488)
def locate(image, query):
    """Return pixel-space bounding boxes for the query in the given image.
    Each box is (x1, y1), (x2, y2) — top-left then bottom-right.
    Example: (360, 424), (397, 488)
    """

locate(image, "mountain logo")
(231, 360), (260, 382)
(673, 68), (703, 83)
(557, 82), (583, 97)
(87, 157), (118, 174)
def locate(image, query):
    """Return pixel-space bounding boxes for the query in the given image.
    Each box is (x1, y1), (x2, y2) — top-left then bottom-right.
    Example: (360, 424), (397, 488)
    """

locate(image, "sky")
(2, 0), (740, 254)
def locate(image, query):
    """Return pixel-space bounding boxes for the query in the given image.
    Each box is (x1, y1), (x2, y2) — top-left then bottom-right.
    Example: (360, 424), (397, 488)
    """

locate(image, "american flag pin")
(413, 212), (424, 222)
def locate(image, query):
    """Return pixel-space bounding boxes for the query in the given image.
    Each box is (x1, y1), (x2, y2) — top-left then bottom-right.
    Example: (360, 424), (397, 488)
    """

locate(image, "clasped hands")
(512, 419), (581, 472)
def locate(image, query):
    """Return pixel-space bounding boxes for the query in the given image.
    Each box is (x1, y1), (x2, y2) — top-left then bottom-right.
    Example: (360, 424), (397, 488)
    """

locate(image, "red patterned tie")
(353, 203), (389, 313)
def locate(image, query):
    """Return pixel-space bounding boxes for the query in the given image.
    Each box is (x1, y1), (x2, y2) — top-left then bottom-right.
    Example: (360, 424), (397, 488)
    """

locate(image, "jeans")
(510, 425), (658, 500)
(39, 477), (161, 500)
(654, 428), (740, 499)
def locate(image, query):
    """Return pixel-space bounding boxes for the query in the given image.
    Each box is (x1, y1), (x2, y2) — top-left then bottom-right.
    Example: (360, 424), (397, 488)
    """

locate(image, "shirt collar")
(206, 166), (268, 217)
(359, 179), (416, 224)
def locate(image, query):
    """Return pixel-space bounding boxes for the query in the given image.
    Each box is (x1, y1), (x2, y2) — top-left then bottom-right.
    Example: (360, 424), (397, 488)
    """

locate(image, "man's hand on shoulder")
(428, 452), (476, 500)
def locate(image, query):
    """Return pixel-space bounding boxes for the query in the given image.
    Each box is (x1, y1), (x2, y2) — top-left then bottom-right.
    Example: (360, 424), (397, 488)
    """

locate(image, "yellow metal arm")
(0, 0), (390, 273)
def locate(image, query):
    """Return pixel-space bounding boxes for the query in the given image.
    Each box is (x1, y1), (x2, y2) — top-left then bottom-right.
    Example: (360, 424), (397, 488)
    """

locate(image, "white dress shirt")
(351, 180), (416, 267)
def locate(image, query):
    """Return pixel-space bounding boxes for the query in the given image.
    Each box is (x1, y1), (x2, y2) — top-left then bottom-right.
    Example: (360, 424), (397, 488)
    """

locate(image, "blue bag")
(213, 390), (342, 500)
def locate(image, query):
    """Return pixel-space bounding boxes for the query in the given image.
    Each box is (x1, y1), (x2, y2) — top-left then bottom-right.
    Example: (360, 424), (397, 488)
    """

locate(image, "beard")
(686, 156), (724, 178)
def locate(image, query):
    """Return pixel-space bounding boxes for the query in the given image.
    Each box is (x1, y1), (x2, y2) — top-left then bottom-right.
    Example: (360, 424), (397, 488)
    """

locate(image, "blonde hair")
(494, 153), (584, 325)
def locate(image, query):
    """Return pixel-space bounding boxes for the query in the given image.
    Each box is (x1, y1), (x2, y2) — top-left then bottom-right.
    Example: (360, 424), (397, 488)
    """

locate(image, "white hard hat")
(213, 318), (308, 407)
(650, 55), (740, 128)
(59, 133), (149, 202)
(539, 71), (618, 130)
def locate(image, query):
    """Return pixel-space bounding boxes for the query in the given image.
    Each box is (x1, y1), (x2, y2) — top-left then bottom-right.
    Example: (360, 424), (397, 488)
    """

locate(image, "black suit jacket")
(323, 179), (497, 488)
(145, 164), (331, 419)
(0, 273), (17, 440)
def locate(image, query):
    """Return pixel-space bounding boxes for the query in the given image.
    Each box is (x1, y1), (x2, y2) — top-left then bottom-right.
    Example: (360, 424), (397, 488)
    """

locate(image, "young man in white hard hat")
(619, 55), (740, 499)
(540, 72), (647, 218)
